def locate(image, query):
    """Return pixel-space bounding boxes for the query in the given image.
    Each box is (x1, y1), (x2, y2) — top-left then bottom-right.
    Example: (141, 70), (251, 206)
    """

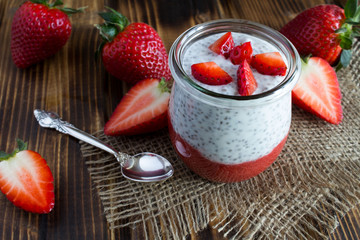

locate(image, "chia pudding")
(168, 19), (301, 182)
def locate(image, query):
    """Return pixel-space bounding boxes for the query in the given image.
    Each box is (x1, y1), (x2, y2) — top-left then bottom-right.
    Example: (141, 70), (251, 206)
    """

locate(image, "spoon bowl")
(121, 152), (173, 182)
(34, 109), (174, 182)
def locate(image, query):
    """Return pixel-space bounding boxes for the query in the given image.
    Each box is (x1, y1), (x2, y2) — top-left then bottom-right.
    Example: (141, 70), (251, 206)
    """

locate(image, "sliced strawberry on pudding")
(292, 57), (342, 124)
(251, 52), (287, 76)
(208, 32), (234, 58)
(191, 61), (233, 85)
(229, 42), (253, 65)
(104, 78), (171, 135)
(0, 139), (55, 214)
(237, 60), (257, 96)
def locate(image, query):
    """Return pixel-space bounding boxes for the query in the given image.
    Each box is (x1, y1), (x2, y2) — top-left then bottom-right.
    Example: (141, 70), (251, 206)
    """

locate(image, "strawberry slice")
(251, 52), (287, 76)
(292, 57), (343, 124)
(104, 78), (171, 135)
(0, 140), (55, 214)
(229, 42), (253, 65)
(208, 32), (234, 58)
(191, 62), (233, 85)
(237, 60), (258, 96)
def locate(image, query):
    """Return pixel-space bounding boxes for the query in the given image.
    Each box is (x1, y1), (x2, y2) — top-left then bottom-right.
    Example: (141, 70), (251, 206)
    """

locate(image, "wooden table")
(0, 0), (359, 239)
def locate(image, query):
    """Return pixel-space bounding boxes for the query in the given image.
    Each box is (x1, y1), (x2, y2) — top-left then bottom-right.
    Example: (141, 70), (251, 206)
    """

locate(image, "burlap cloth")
(80, 40), (360, 240)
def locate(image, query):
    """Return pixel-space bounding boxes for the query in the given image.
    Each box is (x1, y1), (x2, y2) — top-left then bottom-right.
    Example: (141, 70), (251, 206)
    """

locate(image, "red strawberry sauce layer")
(169, 119), (288, 182)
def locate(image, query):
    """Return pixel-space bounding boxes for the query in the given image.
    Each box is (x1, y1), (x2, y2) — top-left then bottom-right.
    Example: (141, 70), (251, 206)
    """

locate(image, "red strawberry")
(104, 78), (170, 135)
(237, 60), (257, 96)
(251, 52), (287, 76)
(96, 8), (172, 85)
(280, 1), (360, 70)
(191, 62), (233, 85)
(11, 0), (84, 68)
(292, 57), (343, 124)
(229, 42), (253, 65)
(208, 32), (234, 58)
(0, 140), (55, 213)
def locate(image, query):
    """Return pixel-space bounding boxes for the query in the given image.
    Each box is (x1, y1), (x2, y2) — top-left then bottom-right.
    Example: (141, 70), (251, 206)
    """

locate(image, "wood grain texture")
(0, 0), (358, 239)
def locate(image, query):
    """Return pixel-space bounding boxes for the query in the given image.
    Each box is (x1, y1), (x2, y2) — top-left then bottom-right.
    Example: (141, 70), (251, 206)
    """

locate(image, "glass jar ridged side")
(168, 19), (301, 182)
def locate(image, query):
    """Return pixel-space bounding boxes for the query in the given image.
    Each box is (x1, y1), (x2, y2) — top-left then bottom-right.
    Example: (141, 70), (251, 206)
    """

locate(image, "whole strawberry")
(280, 0), (360, 70)
(96, 8), (172, 85)
(11, 0), (84, 68)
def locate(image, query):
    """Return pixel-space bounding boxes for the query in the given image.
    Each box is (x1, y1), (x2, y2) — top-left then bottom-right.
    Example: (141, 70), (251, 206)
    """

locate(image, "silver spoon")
(33, 109), (174, 182)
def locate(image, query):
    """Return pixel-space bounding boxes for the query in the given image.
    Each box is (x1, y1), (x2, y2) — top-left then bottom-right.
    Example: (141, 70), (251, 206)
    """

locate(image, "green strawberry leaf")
(96, 7), (130, 44)
(95, 7), (131, 60)
(30, 0), (86, 15)
(335, 62), (343, 72)
(354, 6), (360, 21)
(344, 0), (358, 18)
(158, 78), (171, 93)
(341, 49), (352, 68)
(344, 19), (360, 25)
(95, 23), (118, 42)
(339, 35), (353, 49)
(353, 27), (360, 36)
(0, 139), (28, 161)
(16, 139), (27, 152)
(301, 55), (312, 64)
(98, 12), (121, 24)
(98, 12), (127, 30)
(335, 49), (352, 71)
(60, 6), (87, 17)
(334, 0), (359, 70)
(0, 151), (10, 160)
(49, 0), (63, 7)
(30, 0), (49, 5)
(335, 28), (348, 33)
(99, 7), (129, 32)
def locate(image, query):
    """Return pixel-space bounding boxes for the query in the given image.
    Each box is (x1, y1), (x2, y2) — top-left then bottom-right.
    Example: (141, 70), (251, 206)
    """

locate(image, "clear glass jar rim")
(169, 19), (301, 103)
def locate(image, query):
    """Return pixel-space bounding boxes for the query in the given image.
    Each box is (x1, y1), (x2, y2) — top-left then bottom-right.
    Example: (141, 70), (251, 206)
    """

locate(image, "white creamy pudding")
(170, 32), (290, 164)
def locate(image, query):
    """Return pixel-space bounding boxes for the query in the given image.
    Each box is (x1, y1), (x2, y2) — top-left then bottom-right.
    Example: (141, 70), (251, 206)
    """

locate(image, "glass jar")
(168, 19), (301, 182)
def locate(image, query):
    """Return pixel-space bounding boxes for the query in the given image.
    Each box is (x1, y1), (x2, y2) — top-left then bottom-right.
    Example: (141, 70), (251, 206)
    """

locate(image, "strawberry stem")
(30, 0), (49, 4)
(30, 0), (86, 17)
(332, 0), (360, 70)
(96, 7), (129, 42)
(301, 55), (312, 64)
(95, 7), (130, 59)
(158, 78), (171, 93)
(0, 139), (27, 161)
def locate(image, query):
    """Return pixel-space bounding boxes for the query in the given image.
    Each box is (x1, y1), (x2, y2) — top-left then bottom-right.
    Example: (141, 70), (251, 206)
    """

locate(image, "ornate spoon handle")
(33, 109), (130, 164)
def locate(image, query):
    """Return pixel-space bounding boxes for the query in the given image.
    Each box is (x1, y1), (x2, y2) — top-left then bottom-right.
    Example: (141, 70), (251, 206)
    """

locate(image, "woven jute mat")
(80, 40), (360, 240)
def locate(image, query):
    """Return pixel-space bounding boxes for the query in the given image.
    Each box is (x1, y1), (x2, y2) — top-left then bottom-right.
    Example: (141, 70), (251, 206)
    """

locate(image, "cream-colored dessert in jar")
(168, 19), (301, 182)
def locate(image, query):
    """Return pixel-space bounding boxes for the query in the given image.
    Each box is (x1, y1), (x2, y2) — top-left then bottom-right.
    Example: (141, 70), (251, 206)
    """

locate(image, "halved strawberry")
(292, 57), (343, 124)
(0, 139), (55, 214)
(251, 52), (287, 76)
(237, 60), (257, 96)
(229, 42), (253, 65)
(104, 78), (171, 135)
(191, 62), (233, 85)
(208, 32), (234, 58)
